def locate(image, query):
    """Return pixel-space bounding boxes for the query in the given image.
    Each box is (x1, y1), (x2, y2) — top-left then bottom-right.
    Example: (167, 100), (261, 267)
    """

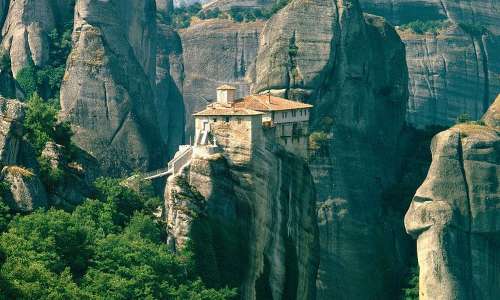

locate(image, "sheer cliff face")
(165, 141), (319, 300)
(156, 21), (186, 158)
(60, 0), (165, 176)
(0, 0), (74, 76)
(360, 0), (500, 128)
(179, 19), (263, 136)
(405, 95), (500, 300)
(253, 0), (409, 299)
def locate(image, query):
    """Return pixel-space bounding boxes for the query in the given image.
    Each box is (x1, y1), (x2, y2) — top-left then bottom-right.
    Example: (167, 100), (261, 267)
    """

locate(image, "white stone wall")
(272, 109), (310, 124)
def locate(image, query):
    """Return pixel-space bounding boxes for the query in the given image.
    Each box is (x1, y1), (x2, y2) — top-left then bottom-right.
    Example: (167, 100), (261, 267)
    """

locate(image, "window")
(300, 110), (303, 116)
(213, 118), (217, 122)
(282, 124), (285, 133)
(292, 110), (296, 117)
(284, 137), (288, 145)
(225, 116), (230, 122)
(237, 118), (242, 124)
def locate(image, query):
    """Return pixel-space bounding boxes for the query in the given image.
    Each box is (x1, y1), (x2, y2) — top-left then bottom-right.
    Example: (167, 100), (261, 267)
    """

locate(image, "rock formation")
(156, 20), (186, 157)
(359, 0), (500, 128)
(179, 19), (263, 136)
(405, 94), (500, 300)
(0, 0), (74, 76)
(60, 0), (165, 176)
(0, 97), (25, 166)
(1, 165), (47, 212)
(165, 143), (318, 300)
(202, 0), (275, 12)
(252, 0), (410, 299)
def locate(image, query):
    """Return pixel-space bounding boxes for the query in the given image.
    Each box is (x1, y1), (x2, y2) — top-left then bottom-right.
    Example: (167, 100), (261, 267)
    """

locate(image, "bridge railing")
(168, 146), (193, 174)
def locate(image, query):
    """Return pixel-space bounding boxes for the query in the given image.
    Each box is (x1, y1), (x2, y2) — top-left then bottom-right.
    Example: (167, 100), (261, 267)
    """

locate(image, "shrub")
(15, 65), (38, 97)
(309, 131), (330, 154)
(456, 113), (471, 124)
(400, 19), (450, 35)
(0, 50), (11, 71)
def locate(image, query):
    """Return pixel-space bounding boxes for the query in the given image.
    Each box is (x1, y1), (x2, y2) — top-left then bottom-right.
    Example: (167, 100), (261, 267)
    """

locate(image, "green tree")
(15, 65), (38, 97)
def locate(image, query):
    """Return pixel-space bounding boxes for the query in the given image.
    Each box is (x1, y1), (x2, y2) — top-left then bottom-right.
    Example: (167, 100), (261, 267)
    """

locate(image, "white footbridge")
(143, 145), (194, 180)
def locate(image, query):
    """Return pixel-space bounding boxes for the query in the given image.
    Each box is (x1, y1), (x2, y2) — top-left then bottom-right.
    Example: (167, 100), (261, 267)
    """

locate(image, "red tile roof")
(233, 95), (313, 112)
(193, 106), (264, 116)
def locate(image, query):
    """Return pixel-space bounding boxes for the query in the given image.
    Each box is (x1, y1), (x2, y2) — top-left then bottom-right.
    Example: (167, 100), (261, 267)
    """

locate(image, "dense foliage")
(16, 24), (72, 100)
(400, 19), (450, 34)
(170, 0), (292, 29)
(401, 266), (419, 299)
(0, 178), (236, 299)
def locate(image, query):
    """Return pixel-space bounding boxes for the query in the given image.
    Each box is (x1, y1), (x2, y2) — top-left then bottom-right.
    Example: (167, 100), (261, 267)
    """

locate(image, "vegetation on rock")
(170, 0), (291, 28)
(15, 23), (72, 100)
(399, 19), (450, 35)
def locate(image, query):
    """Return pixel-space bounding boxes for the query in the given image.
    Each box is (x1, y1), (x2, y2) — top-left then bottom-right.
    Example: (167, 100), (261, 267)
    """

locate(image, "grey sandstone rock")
(1, 166), (47, 212)
(165, 136), (318, 299)
(156, 21), (186, 157)
(60, 0), (165, 177)
(0, 97), (25, 167)
(405, 99), (500, 299)
(0, 0), (74, 76)
(360, 0), (500, 128)
(252, 1), (409, 299)
(179, 19), (263, 136)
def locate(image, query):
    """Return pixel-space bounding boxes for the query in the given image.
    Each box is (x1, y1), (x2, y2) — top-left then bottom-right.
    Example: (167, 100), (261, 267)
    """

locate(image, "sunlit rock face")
(60, 0), (165, 176)
(252, 0), (410, 299)
(179, 19), (263, 137)
(0, 0), (74, 76)
(405, 95), (500, 300)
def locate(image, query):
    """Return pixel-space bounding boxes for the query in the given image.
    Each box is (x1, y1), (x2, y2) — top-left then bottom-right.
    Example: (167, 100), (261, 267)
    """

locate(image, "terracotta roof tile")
(193, 107), (264, 116)
(233, 95), (313, 112)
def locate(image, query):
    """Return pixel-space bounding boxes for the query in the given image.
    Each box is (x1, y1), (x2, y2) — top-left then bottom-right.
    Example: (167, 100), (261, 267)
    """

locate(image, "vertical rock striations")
(360, 0), (500, 128)
(252, 0), (410, 299)
(60, 0), (165, 176)
(405, 94), (500, 300)
(156, 20), (186, 157)
(165, 131), (319, 299)
(179, 19), (263, 136)
(0, 0), (74, 76)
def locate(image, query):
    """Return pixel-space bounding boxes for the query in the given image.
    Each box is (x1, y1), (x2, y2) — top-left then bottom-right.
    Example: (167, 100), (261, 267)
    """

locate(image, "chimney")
(217, 85), (236, 105)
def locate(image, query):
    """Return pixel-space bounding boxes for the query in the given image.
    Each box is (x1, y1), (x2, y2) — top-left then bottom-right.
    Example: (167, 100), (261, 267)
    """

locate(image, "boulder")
(1, 165), (47, 212)
(0, 97), (25, 167)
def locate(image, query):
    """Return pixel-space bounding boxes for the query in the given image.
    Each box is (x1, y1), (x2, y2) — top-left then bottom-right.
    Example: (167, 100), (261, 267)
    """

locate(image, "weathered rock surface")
(165, 132), (318, 299)
(252, 0), (410, 299)
(156, 0), (174, 15)
(360, 0), (500, 128)
(0, 0), (74, 76)
(60, 0), (165, 176)
(179, 19), (263, 136)
(202, 0), (274, 12)
(405, 95), (500, 300)
(40, 141), (100, 208)
(156, 21), (186, 157)
(1, 166), (47, 212)
(0, 97), (25, 166)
